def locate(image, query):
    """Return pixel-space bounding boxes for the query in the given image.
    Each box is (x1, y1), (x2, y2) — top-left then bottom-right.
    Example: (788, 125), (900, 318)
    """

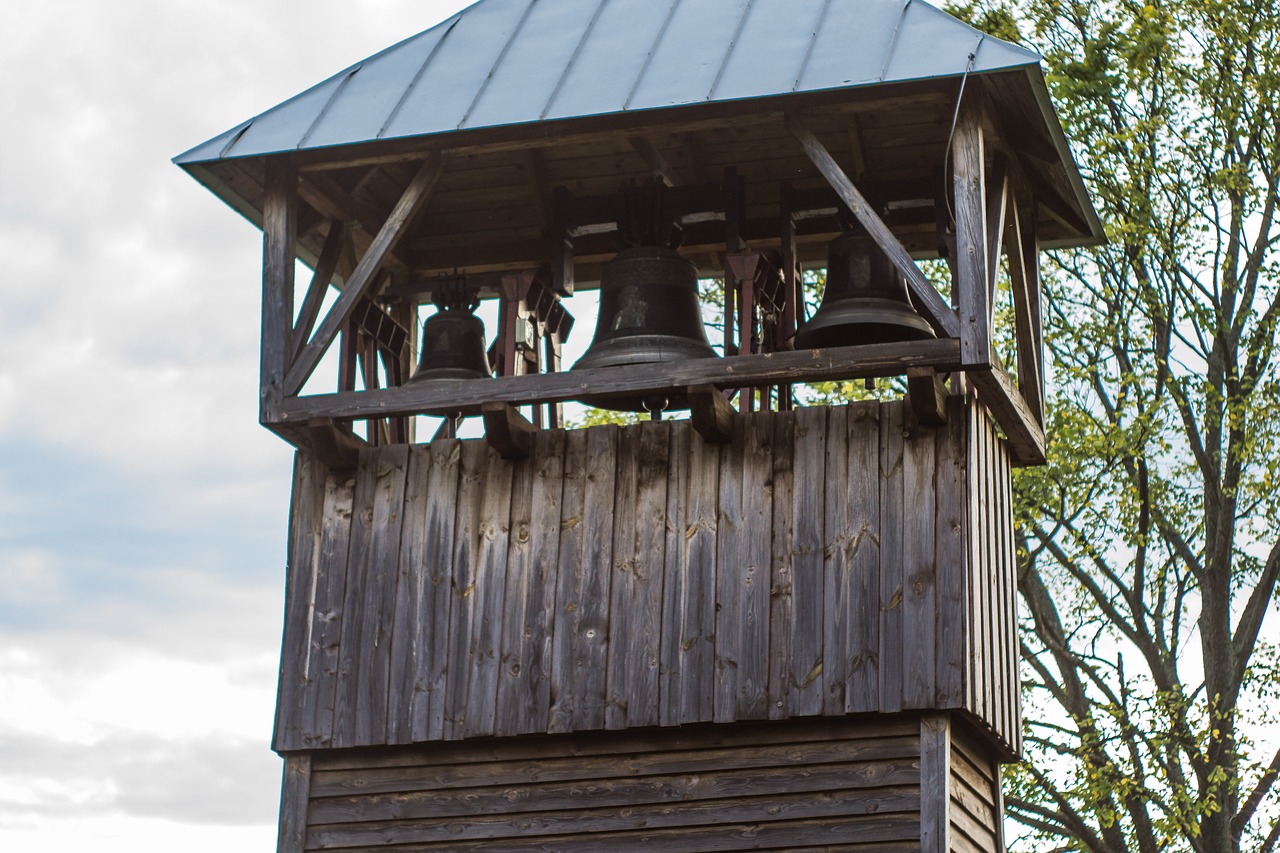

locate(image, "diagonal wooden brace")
(282, 154), (443, 398)
(786, 114), (960, 340)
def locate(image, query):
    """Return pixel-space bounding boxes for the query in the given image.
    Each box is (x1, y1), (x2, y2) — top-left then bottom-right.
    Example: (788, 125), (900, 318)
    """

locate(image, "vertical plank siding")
(274, 399), (1021, 756)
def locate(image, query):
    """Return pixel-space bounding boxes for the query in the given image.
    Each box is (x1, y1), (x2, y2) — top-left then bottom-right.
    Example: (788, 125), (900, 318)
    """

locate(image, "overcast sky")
(0, 2), (476, 850)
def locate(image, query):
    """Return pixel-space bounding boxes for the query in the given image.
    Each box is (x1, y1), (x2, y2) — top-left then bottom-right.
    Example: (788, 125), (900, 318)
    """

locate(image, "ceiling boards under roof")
(174, 0), (1042, 165)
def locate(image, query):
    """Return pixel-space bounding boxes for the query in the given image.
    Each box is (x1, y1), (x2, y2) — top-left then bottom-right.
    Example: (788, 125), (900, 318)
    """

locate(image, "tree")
(947, 1), (1280, 850)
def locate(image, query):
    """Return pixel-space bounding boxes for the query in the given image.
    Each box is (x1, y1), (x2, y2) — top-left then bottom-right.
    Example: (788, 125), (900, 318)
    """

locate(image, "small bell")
(794, 231), (936, 350)
(406, 275), (492, 385)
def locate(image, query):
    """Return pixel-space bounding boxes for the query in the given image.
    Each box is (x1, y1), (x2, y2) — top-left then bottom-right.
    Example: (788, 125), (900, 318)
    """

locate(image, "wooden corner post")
(262, 158), (297, 424)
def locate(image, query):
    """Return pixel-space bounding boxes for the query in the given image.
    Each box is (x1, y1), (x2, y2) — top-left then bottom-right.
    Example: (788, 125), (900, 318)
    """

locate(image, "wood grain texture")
(303, 715), (931, 852)
(275, 454), (325, 749)
(274, 400), (1021, 756)
(276, 754), (311, 853)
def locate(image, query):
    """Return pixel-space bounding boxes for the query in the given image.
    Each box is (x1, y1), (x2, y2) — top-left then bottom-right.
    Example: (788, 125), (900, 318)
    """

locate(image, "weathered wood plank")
(498, 428), (565, 735)
(577, 425), (618, 730)
(768, 410), (795, 720)
(845, 401), (882, 714)
(332, 449), (378, 748)
(354, 444), (410, 746)
(627, 421), (669, 728)
(919, 713), (951, 853)
(790, 405), (828, 715)
(308, 813), (923, 853)
(879, 402), (906, 714)
(311, 763), (919, 824)
(299, 470), (355, 748)
(275, 338), (964, 424)
(413, 439), (461, 742)
(274, 453), (324, 750)
(495, 436), (536, 735)
(678, 423), (720, 725)
(952, 98), (989, 370)
(548, 428), (588, 734)
(261, 158), (297, 422)
(605, 426), (639, 730)
(714, 418), (746, 723)
(387, 445), (431, 742)
(659, 423), (692, 727)
(277, 754), (311, 853)
(822, 404), (851, 715)
(464, 445), (514, 738)
(307, 788), (920, 849)
(311, 715), (921, 774)
(738, 412), (773, 719)
(901, 416), (937, 710)
(443, 439), (488, 739)
(935, 398), (967, 709)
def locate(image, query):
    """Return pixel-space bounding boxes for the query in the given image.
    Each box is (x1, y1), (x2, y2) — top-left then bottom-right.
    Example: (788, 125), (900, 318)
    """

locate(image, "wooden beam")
(481, 402), (536, 459)
(785, 113), (960, 339)
(919, 714), (951, 853)
(292, 220), (346, 363)
(276, 754), (312, 853)
(284, 154), (442, 397)
(628, 135), (681, 187)
(261, 158), (297, 423)
(1007, 198), (1045, 428)
(274, 338), (963, 424)
(969, 357), (1047, 466)
(298, 171), (411, 271)
(984, 157), (1009, 306)
(688, 384), (734, 443)
(304, 418), (369, 472)
(952, 97), (991, 369)
(907, 368), (948, 426)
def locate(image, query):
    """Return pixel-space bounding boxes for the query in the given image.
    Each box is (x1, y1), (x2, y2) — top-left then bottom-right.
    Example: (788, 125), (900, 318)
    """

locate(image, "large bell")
(406, 282), (492, 385)
(572, 245), (717, 412)
(794, 232), (936, 349)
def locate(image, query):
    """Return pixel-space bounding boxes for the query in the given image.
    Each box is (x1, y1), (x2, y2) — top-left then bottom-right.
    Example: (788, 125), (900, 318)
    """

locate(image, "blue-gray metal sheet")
(173, 0), (1042, 165)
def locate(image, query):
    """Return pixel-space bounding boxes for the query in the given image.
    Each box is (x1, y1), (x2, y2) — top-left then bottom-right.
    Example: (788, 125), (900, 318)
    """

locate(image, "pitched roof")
(175, 0), (1041, 165)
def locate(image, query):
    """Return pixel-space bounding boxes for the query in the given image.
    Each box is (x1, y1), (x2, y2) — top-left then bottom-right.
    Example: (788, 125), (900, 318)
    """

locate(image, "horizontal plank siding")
(276, 399), (1020, 760)
(304, 717), (925, 852)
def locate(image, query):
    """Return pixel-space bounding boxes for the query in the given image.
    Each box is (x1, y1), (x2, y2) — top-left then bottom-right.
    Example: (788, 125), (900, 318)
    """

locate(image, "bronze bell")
(406, 279), (492, 385)
(571, 245), (717, 412)
(794, 232), (936, 349)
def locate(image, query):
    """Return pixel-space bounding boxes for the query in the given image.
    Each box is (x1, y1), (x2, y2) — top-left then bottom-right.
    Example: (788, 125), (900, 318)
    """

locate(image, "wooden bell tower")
(176, 1), (1102, 850)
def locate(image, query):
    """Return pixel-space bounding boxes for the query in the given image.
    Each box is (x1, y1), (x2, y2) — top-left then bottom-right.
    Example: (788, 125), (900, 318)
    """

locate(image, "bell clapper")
(644, 395), (668, 421)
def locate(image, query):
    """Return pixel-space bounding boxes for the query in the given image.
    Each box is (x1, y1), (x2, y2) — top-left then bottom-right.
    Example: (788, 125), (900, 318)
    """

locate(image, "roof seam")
(792, 0), (834, 92)
(541, 0), (612, 120)
(377, 19), (461, 140)
(459, 0), (542, 130)
(623, 0), (684, 111)
(707, 0), (757, 101)
(297, 68), (360, 150)
(878, 0), (913, 82)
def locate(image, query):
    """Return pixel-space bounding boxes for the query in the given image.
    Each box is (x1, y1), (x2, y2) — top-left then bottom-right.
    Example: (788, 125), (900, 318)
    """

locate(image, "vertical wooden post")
(1008, 198), (1045, 427)
(276, 754), (312, 853)
(952, 97), (990, 370)
(919, 713), (952, 853)
(778, 183), (799, 411)
(262, 158), (297, 423)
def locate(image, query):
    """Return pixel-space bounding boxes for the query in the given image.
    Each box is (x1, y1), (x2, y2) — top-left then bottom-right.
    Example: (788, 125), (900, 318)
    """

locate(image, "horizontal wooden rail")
(275, 339), (963, 423)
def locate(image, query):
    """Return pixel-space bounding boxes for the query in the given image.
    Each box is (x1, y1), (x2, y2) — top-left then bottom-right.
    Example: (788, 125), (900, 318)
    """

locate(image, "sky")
(0, 1), (477, 850)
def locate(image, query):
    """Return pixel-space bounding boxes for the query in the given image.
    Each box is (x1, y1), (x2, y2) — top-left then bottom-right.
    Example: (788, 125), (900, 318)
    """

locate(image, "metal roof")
(174, 0), (1042, 165)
